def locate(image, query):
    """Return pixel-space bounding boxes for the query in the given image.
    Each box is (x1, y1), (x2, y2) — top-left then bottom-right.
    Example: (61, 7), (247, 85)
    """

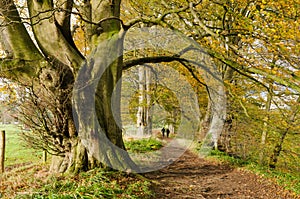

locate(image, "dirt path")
(144, 150), (299, 199)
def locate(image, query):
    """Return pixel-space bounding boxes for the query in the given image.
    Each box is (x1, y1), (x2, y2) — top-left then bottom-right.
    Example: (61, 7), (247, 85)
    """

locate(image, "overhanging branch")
(123, 55), (183, 70)
(122, 54), (212, 97)
(206, 48), (300, 93)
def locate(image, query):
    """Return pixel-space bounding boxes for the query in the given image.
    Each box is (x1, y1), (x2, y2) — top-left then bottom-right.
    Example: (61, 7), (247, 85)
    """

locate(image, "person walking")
(166, 128), (170, 138)
(161, 127), (166, 137)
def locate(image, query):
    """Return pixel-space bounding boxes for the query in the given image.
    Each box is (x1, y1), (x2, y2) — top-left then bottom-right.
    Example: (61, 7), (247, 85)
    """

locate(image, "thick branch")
(27, 0), (84, 70)
(123, 55), (209, 90)
(123, 55), (183, 70)
(54, 0), (77, 49)
(0, 0), (43, 64)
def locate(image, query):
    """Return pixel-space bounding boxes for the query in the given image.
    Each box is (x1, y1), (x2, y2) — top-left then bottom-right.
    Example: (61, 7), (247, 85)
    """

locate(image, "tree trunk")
(50, 137), (101, 173)
(73, 30), (138, 172)
(136, 66), (152, 136)
(268, 131), (287, 169)
(268, 96), (300, 169)
(137, 66), (146, 136)
(217, 66), (234, 152)
(49, 117), (101, 173)
(199, 97), (212, 139)
(145, 67), (153, 135)
(259, 86), (272, 165)
(258, 65), (275, 165)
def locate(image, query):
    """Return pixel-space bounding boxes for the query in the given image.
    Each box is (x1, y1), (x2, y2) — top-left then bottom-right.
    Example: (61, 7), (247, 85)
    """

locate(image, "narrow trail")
(144, 150), (299, 199)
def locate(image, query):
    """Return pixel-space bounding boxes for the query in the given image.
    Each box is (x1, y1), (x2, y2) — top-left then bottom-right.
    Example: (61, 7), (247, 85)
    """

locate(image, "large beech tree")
(0, 0), (138, 173)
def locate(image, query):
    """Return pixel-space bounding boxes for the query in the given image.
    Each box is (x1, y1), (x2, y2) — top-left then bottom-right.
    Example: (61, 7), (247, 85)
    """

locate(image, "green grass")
(206, 149), (300, 195)
(1, 129), (156, 198)
(124, 138), (163, 153)
(8, 169), (154, 199)
(208, 150), (251, 166)
(241, 162), (300, 196)
(0, 124), (42, 167)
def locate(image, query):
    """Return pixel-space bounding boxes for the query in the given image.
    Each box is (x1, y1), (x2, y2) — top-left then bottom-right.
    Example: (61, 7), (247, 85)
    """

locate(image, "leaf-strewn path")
(144, 150), (299, 199)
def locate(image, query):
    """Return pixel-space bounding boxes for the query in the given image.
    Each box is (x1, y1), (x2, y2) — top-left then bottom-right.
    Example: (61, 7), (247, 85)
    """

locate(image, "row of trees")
(0, 0), (299, 174)
(121, 0), (299, 172)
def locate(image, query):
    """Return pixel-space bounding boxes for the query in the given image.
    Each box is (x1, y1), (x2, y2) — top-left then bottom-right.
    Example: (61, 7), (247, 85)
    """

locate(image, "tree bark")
(73, 26), (138, 171)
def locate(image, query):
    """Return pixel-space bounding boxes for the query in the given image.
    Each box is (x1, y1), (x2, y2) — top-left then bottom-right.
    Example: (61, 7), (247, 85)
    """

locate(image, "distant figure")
(166, 128), (170, 138)
(161, 127), (166, 137)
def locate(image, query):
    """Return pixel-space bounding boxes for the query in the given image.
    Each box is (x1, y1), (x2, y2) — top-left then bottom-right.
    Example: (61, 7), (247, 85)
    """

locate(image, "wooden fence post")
(43, 150), (47, 163)
(0, 130), (5, 173)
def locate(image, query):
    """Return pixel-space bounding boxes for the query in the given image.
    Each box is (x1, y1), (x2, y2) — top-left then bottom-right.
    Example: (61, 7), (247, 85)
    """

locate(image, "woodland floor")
(144, 148), (299, 199)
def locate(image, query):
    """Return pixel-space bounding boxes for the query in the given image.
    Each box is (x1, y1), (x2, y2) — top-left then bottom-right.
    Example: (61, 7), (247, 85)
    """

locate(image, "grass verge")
(124, 138), (163, 153)
(1, 165), (154, 199)
(1, 136), (160, 198)
(207, 149), (300, 195)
